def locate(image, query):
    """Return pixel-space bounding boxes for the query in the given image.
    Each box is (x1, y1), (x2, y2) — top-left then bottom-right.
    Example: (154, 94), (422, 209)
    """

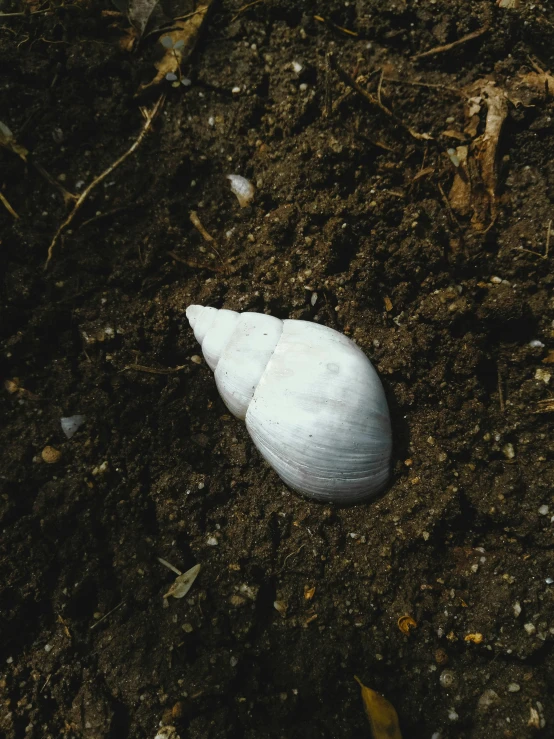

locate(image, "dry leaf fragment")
(0, 121), (28, 161)
(474, 82), (508, 225)
(355, 676), (402, 739)
(128, 0), (159, 37)
(162, 563), (201, 599)
(507, 71), (554, 107)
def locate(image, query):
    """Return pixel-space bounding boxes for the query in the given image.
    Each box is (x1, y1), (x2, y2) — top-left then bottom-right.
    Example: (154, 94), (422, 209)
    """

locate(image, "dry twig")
(535, 398), (554, 414)
(413, 24), (490, 60)
(168, 250), (226, 273)
(328, 54), (432, 141)
(230, 0), (264, 23)
(122, 363), (187, 374)
(382, 77), (464, 97)
(189, 210), (227, 271)
(0, 191), (19, 219)
(44, 95), (164, 269)
(515, 220), (552, 260)
(314, 14), (358, 37)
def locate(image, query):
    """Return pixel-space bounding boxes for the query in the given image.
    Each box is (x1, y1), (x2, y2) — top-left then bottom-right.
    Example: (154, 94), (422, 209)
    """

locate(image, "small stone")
(535, 368), (551, 384)
(41, 446), (62, 464)
(439, 670), (456, 688)
(206, 536), (218, 546)
(524, 622), (536, 635)
(513, 601), (522, 617)
(273, 600), (287, 617)
(508, 682), (520, 692)
(478, 689), (500, 711)
(182, 623), (194, 633)
(502, 443), (515, 459)
(538, 505), (549, 515)
(190, 355), (202, 364)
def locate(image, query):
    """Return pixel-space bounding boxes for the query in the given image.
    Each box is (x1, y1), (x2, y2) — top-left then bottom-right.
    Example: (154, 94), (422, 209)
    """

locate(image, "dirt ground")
(1, 0), (554, 737)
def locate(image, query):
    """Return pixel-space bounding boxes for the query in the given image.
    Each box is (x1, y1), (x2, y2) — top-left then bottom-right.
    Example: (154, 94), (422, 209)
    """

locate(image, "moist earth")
(1, 1), (554, 737)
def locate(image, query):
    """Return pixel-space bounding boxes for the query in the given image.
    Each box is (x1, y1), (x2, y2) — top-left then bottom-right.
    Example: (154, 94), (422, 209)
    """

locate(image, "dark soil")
(1, 1), (554, 737)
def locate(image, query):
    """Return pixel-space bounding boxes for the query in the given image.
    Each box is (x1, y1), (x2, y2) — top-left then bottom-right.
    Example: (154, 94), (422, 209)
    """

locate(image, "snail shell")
(186, 305), (392, 503)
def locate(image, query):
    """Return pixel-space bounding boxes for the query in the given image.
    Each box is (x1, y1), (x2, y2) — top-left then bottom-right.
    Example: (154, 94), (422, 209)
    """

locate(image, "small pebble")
(538, 505), (549, 515)
(508, 683), (520, 692)
(502, 443), (515, 459)
(206, 536), (218, 546)
(41, 446), (62, 464)
(524, 622), (536, 635)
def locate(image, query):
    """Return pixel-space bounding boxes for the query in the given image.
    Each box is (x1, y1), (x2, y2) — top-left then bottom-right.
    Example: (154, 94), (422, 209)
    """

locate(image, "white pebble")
(44, 644), (53, 653)
(524, 622), (536, 635)
(311, 292), (318, 307)
(208, 116), (215, 127)
(232, 86), (241, 94)
(292, 61), (303, 73)
(529, 340), (545, 348)
(227, 174), (255, 207)
(508, 683), (520, 692)
(206, 536), (218, 546)
(61, 415), (86, 439)
(299, 83), (308, 92)
(513, 601), (521, 617)
(538, 505), (549, 516)
(230, 656), (238, 667)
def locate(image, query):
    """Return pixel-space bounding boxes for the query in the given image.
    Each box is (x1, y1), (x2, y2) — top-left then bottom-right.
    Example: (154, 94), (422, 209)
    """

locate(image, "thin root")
(413, 24), (490, 60)
(328, 54), (432, 141)
(44, 95), (164, 269)
(0, 191), (19, 219)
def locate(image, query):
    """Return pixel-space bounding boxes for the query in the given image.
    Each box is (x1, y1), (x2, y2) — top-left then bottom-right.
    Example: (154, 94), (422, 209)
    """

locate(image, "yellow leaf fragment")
(140, 1), (213, 91)
(164, 564), (201, 599)
(355, 676), (402, 739)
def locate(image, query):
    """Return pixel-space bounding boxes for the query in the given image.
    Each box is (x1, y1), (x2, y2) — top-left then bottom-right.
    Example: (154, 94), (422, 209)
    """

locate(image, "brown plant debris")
(449, 80), (508, 230)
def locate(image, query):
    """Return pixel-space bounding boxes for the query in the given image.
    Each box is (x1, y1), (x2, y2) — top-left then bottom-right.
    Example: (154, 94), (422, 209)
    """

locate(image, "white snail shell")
(226, 175), (255, 207)
(186, 305), (392, 504)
